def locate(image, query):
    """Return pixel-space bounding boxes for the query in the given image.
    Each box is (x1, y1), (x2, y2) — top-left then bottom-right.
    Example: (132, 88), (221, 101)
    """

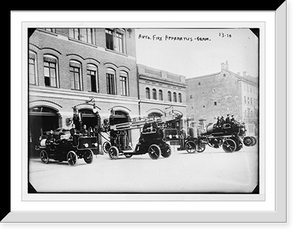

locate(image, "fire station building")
(28, 28), (139, 154)
(28, 28), (188, 155)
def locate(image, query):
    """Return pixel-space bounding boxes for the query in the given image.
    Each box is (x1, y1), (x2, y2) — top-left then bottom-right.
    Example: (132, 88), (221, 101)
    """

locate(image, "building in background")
(137, 64), (187, 133)
(186, 61), (258, 136)
(28, 28), (139, 155)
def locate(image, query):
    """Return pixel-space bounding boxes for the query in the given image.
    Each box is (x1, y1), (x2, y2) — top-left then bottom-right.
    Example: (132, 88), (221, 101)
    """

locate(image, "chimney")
(221, 61), (229, 70)
(243, 71), (247, 77)
(224, 60), (229, 70)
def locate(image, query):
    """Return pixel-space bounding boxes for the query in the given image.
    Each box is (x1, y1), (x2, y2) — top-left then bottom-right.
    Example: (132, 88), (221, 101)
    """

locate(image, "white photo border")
(6, 6), (286, 222)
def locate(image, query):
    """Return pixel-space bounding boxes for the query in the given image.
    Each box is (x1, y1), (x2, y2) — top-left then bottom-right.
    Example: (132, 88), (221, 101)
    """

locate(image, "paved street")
(29, 145), (258, 193)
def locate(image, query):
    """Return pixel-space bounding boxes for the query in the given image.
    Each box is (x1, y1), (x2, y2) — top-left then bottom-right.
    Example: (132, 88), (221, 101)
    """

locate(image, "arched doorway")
(109, 109), (131, 125)
(148, 112), (163, 121)
(29, 106), (60, 156)
(79, 108), (100, 130)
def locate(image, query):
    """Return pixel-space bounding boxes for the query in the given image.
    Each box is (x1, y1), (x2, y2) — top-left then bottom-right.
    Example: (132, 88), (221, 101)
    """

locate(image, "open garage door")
(29, 106), (59, 157)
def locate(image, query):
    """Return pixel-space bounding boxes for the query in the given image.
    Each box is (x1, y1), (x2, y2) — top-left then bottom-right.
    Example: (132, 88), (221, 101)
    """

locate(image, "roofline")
(186, 69), (258, 85)
(186, 72), (221, 80)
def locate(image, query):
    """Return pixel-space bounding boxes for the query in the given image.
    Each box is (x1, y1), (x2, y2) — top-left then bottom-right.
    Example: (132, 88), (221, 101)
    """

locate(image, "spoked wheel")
(185, 141), (196, 153)
(67, 151), (78, 166)
(243, 136), (253, 146)
(161, 143), (171, 158)
(251, 136), (257, 146)
(222, 139), (237, 153)
(102, 141), (111, 153)
(148, 144), (161, 160)
(234, 138), (243, 151)
(40, 150), (49, 164)
(196, 142), (206, 153)
(108, 146), (119, 160)
(83, 149), (93, 164)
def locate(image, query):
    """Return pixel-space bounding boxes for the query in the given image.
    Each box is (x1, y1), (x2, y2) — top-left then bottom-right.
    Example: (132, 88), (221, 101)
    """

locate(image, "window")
(159, 89), (163, 101)
(247, 97), (250, 104)
(70, 60), (81, 90)
(214, 101), (217, 106)
(198, 82), (201, 86)
(145, 87), (150, 99)
(87, 64), (97, 92)
(106, 68), (116, 95)
(43, 55), (58, 87)
(105, 28), (125, 53)
(190, 94), (193, 99)
(115, 32), (124, 53)
(29, 52), (36, 85)
(178, 93), (182, 103)
(152, 88), (157, 100)
(69, 28), (95, 44)
(120, 71), (128, 96)
(44, 28), (56, 33)
(173, 92), (177, 102)
(105, 29), (114, 50)
(168, 91), (172, 102)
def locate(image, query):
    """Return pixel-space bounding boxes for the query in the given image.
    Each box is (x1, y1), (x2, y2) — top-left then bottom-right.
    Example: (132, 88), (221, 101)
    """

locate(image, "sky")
(135, 28), (259, 78)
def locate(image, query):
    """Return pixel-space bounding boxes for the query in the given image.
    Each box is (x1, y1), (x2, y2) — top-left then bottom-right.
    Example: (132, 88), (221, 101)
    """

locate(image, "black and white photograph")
(27, 27), (260, 194)
(4, 2), (290, 227)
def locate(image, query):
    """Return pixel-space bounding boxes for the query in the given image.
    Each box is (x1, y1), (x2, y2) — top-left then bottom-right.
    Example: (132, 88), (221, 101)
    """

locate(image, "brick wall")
(186, 71), (242, 124)
(29, 29), (138, 98)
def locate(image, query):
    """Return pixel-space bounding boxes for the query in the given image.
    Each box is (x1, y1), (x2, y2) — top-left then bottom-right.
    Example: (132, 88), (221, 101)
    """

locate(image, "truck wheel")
(251, 136), (257, 146)
(83, 149), (93, 164)
(148, 144), (161, 160)
(222, 139), (237, 153)
(185, 141), (196, 153)
(161, 143), (171, 158)
(67, 151), (78, 166)
(196, 143), (206, 153)
(40, 150), (49, 164)
(243, 136), (253, 146)
(108, 146), (119, 160)
(102, 141), (111, 153)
